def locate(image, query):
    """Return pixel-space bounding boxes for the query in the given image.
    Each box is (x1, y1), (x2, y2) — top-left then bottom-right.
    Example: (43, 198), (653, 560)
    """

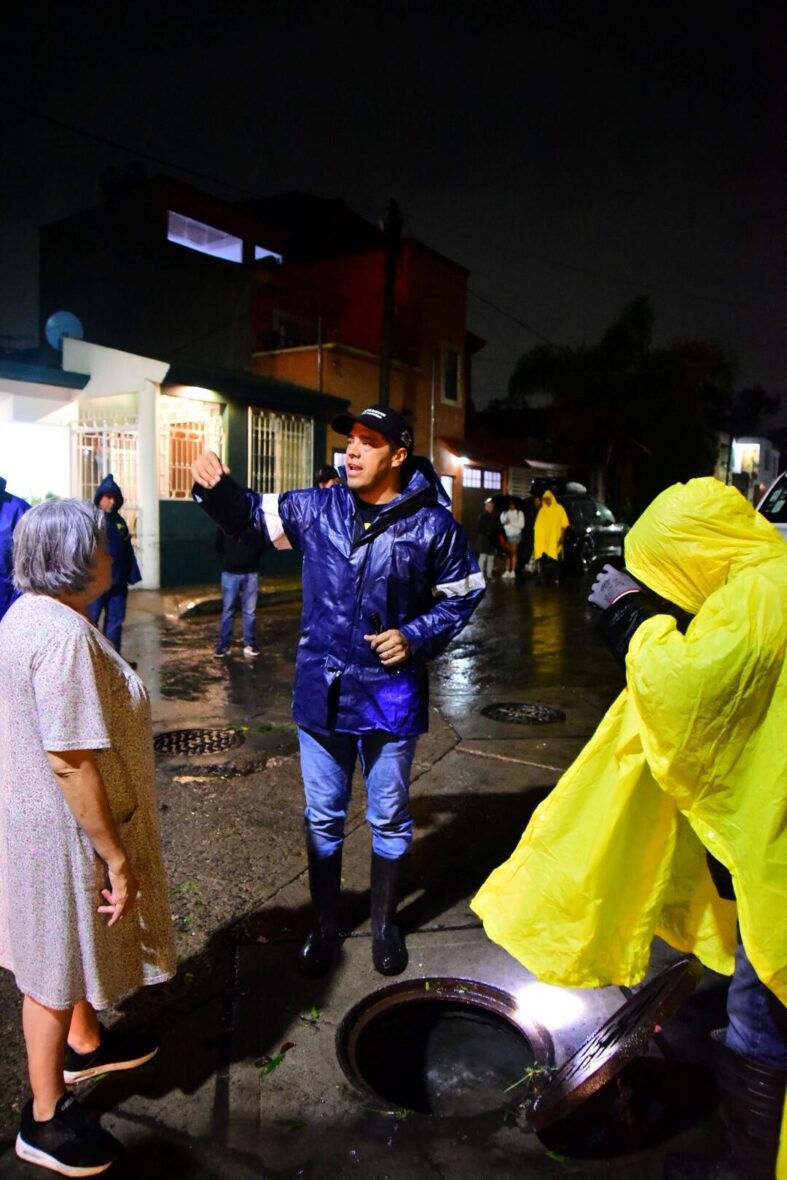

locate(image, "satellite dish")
(45, 310), (84, 351)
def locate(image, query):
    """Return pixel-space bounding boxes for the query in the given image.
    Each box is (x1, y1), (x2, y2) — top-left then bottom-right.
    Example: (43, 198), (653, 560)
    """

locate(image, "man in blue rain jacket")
(0, 476), (30, 622)
(192, 405), (484, 977)
(88, 473), (141, 654)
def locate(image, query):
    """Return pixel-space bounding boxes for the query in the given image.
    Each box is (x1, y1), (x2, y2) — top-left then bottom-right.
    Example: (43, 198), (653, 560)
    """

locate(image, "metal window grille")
(249, 408), (314, 493)
(463, 466), (482, 488)
(160, 396), (224, 500)
(483, 469), (502, 490)
(73, 426), (140, 536)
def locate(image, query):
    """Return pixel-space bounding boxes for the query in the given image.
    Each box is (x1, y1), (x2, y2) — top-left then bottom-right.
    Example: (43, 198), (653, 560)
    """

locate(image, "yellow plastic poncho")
(472, 478), (787, 1004)
(533, 491), (569, 561)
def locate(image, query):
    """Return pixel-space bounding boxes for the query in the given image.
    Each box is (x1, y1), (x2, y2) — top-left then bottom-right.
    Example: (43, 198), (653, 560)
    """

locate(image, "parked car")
(757, 471), (787, 540)
(560, 493), (628, 574)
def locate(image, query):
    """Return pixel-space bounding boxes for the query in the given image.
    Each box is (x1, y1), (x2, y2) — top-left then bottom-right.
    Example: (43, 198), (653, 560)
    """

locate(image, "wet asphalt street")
(0, 572), (730, 1178)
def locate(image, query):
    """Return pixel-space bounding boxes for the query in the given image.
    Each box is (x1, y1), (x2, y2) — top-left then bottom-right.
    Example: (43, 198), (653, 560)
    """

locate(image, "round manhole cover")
(153, 728), (245, 756)
(529, 957), (703, 1131)
(337, 978), (553, 1118)
(481, 702), (566, 725)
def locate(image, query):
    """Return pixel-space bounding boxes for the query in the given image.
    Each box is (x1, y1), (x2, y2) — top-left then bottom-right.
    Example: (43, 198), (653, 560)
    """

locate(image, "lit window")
(249, 408), (314, 493)
(464, 467), (482, 488)
(255, 245), (284, 264)
(167, 211), (243, 263)
(483, 469), (502, 490)
(159, 395), (224, 499)
(441, 345), (462, 404)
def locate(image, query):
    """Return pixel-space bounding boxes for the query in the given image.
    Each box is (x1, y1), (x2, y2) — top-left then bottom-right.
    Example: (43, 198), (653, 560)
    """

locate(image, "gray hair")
(13, 498), (107, 595)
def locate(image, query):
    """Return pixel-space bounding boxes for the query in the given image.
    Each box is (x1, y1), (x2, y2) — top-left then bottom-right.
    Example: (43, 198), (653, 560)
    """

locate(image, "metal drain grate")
(481, 702), (566, 725)
(153, 728), (245, 756)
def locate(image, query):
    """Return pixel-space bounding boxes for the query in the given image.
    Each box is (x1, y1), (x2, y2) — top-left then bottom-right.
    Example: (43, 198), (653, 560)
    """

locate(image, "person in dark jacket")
(87, 474), (141, 654)
(0, 476), (30, 622)
(214, 527), (266, 657)
(477, 497), (500, 579)
(192, 404), (484, 978)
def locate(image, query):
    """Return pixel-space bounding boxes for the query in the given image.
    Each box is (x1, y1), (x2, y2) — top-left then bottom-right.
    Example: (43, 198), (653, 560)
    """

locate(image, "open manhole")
(153, 727), (245, 756)
(337, 978), (554, 1118)
(481, 701), (567, 725)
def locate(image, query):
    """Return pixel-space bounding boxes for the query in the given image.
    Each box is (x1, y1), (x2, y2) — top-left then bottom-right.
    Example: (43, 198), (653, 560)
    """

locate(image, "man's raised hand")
(192, 451), (230, 489)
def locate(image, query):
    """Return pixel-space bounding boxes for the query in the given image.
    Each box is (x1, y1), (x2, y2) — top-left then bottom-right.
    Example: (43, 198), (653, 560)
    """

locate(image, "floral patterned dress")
(0, 594), (175, 1010)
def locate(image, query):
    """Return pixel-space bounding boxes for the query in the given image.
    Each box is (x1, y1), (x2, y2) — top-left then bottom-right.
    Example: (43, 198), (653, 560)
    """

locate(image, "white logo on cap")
(364, 409), (386, 420)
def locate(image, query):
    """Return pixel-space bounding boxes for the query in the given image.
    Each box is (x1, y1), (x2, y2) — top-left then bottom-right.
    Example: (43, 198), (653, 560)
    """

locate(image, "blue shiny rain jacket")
(0, 487), (30, 622)
(194, 459), (485, 735)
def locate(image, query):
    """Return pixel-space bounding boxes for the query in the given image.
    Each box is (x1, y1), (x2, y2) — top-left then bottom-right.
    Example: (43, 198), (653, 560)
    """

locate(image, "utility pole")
(379, 199), (402, 408)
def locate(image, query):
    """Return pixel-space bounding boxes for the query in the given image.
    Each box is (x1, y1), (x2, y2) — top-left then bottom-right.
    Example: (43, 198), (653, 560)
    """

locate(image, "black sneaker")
(213, 646), (229, 658)
(16, 1094), (117, 1175)
(63, 1026), (158, 1084)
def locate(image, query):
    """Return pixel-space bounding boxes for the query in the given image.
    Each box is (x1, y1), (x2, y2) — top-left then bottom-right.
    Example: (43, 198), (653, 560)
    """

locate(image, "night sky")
(2, 1), (785, 419)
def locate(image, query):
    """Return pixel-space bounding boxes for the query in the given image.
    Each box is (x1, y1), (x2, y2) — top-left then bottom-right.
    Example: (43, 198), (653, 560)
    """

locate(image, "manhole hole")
(481, 702), (566, 724)
(153, 728), (245, 756)
(337, 978), (554, 1118)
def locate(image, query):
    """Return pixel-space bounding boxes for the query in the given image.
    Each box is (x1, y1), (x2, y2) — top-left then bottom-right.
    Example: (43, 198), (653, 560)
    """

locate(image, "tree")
(500, 297), (735, 518)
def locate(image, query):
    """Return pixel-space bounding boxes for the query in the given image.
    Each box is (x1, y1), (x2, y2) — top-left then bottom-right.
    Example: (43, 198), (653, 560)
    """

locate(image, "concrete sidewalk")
(0, 580), (728, 1178)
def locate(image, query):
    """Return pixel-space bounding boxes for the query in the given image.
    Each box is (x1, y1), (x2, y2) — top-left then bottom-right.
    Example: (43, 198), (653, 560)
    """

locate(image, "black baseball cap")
(332, 404), (414, 452)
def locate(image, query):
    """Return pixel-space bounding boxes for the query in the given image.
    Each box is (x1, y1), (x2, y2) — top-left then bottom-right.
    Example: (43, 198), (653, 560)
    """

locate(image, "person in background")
(533, 487), (569, 585)
(520, 493), (541, 575)
(191, 404), (484, 979)
(0, 475), (30, 622)
(0, 498), (175, 1177)
(88, 474), (141, 655)
(214, 526), (267, 658)
(499, 498), (524, 579)
(316, 465), (340, 488)
(473, 479), (787, 1180)
(477, 497), (499, 579)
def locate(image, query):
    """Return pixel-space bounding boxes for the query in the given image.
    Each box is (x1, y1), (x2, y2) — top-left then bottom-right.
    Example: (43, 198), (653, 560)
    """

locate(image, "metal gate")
(73, 426), (139, 536)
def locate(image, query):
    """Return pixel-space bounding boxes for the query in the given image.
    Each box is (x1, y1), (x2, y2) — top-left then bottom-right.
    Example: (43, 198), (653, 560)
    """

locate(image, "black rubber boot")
(298, 846), (342, 979)
(713, 1030), (787, 1180)
(663, 1030), (787, 1180)
(370, 852), (408, 976)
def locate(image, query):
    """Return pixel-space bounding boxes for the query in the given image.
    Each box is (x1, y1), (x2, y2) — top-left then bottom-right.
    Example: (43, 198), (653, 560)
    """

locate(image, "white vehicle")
(757, 472), (787, 540)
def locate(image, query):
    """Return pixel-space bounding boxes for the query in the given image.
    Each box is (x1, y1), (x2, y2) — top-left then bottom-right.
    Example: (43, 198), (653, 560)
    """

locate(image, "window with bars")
(159, 396), (224, 500)
(463, 466), (482, 488)
(483, 469), (502, 490)
(73, 426), (140, 536)
(249, 408), (314, 494)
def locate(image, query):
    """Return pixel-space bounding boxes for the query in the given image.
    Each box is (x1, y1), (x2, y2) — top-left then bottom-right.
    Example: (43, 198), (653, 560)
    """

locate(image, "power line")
(467, 287), (561, 348)
(4, 97), (259, 199)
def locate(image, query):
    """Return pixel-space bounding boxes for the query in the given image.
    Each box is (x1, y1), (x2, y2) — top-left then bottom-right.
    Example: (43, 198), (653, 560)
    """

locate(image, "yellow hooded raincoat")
(533, 491), (569, 561)
(472, 478), (787, 1005)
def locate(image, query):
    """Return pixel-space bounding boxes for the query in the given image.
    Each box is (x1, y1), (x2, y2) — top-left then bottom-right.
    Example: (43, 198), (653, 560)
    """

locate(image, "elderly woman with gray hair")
(0, 498), (175, 1176)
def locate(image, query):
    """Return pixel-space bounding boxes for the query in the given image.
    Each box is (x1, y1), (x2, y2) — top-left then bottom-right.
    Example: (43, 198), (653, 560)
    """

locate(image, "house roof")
(164, 362), (348, 417)
(0, 356), (89, 390)
(242, 193), (381, 261)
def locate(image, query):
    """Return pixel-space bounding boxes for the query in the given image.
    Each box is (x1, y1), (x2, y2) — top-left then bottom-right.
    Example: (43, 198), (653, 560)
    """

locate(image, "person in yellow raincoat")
(533, 488), (569, 586)
(472, 477), (787, 1180)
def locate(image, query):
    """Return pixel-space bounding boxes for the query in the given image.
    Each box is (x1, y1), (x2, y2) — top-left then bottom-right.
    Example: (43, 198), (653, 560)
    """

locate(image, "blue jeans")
(218, 572), (258, 649)
(298, 727), (418, 860)
(726, 942), (787, 1068)
(88, 588), (127, 652)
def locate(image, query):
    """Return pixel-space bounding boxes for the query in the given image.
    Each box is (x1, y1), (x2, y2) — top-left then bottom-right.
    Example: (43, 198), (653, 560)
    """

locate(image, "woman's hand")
(98, 861), (140, 927)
